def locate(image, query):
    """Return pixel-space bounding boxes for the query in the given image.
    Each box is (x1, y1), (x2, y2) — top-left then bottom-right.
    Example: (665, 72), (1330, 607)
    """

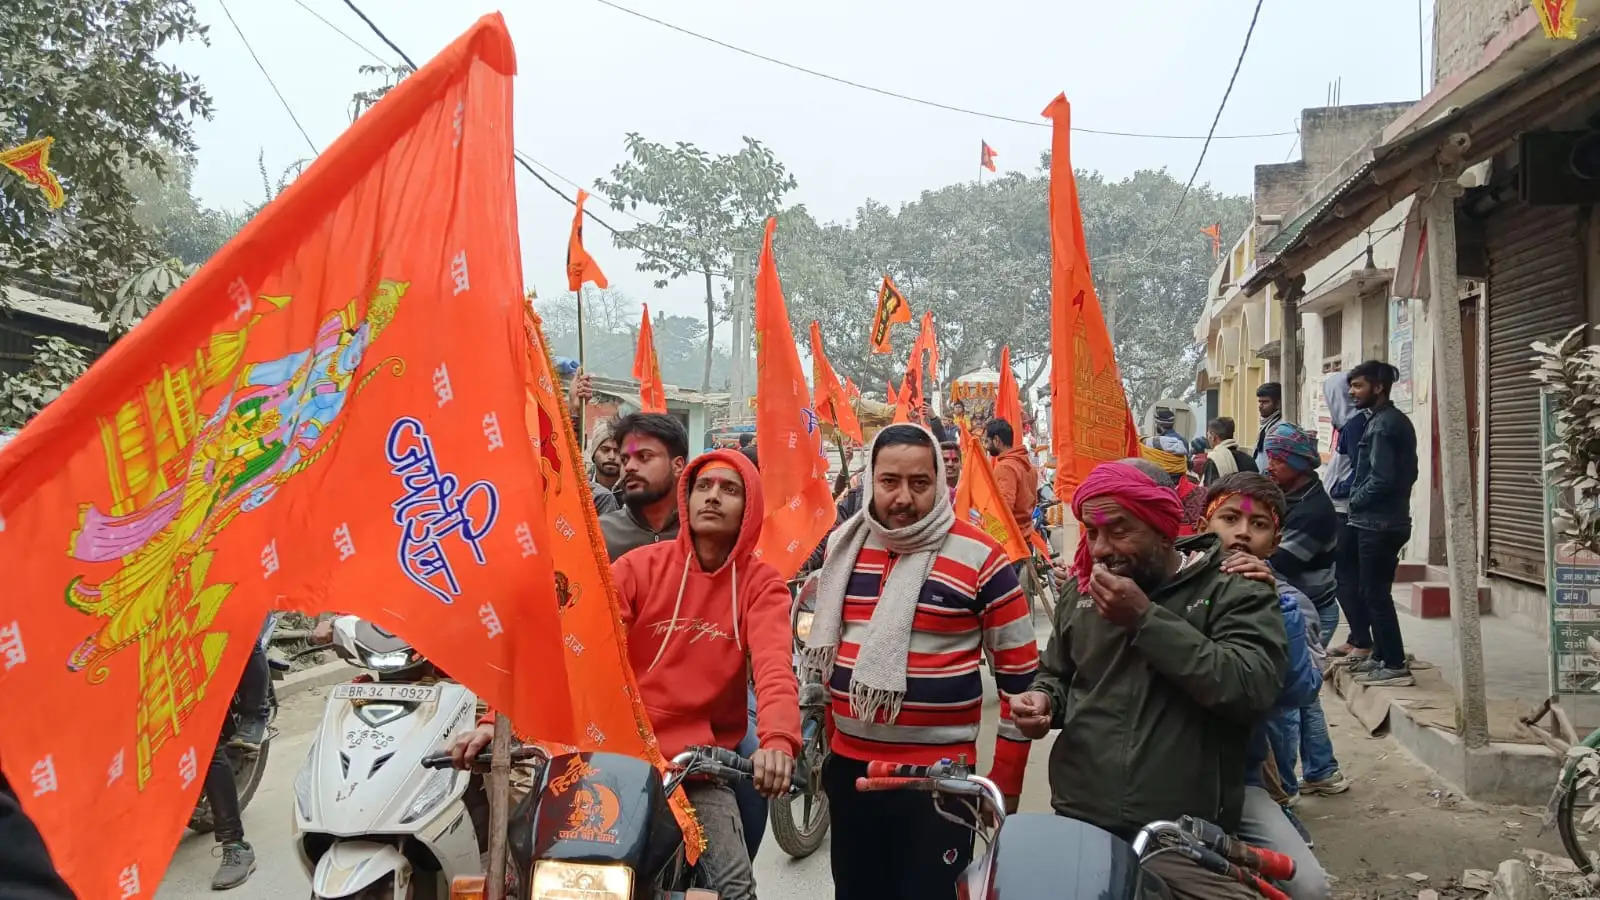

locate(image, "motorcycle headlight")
(794, 611), (814, 643)
(362, 649), (411, 670)
(530, 861), (633, 900)
(401, 767), (456, 824)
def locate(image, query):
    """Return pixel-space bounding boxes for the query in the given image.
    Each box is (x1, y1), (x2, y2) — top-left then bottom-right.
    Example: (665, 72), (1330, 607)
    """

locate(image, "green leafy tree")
(0, 335), (91, 429)
(125, 146), (246, 265)
(0, 0), (213, 308)
(349, 64), (414, 122)
(594, 134), (795, 391)
(537, 289), (729, 389)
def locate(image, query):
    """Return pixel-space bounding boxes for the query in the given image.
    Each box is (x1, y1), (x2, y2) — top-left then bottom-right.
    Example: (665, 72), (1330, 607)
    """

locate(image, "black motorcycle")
(424, 743), (808, 899)
(854, 757), (1297, 900)
(769, 575), (830, 859)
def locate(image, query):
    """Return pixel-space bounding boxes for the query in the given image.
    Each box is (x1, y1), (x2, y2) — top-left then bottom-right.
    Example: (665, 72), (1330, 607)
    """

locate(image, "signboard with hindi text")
(1544, 392), (1600, 694)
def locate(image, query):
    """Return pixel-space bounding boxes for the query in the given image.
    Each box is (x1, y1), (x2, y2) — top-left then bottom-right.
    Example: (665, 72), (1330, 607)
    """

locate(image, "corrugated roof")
(1257, 160), (1376, 259)
(1, 285), (108, 333)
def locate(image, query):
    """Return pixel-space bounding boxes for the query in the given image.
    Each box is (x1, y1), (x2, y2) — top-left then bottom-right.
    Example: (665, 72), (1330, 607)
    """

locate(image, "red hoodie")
(609, 449), (801, 759)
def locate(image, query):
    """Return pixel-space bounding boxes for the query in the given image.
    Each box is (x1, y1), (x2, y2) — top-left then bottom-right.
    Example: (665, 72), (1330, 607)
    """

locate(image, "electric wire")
(218, 0), (319, 154)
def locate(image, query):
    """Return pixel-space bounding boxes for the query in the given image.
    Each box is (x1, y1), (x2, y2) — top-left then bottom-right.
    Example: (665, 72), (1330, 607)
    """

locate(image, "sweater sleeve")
(745, 571), (802, 757)
(1129, 579), (1287, 725)
(974, 550), (1037, 796)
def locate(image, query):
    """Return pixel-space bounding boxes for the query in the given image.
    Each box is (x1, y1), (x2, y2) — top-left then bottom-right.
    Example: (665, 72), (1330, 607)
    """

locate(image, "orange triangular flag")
(954, 430), (1030, 564)
(1043, 94), (1140, 503)
(0, 17), (582, 894)
(567, 188), (609, 292)
(994, 345), (1024, 448)
(910, 310), (940, 387)
(523, 305), (703, 859)
(753, 218), (834, 578)
(633, 304), (667, 413)
(889, 378), (911, 424)
(869, 275), (912, 353)
(810, 321), (864, 444)
(843, 377), (861, 403)
(0, 137), (66, 209)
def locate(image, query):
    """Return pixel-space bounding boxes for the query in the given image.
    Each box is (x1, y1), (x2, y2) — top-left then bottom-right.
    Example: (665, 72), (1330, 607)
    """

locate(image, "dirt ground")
(1299, 689), (1565, 899)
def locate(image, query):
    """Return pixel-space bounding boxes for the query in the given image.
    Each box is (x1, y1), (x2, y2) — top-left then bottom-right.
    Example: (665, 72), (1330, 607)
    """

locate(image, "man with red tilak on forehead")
(1012, 461), (1287, 900)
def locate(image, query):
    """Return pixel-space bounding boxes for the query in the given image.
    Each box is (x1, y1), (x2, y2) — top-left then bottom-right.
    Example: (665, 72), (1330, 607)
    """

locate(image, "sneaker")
(1356, 666), (1415, 687)
(211, 841), (256, 891)
(1278, 791), (1301, 808)
(228, 715), (268, 751)
(1347, 657), (1382, 675)
(1302, 771), (1352, 795)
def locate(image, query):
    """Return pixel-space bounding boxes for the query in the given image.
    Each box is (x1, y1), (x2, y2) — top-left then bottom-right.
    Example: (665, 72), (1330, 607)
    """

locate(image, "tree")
(125, 145), (246, 265)
(536, 289), (730, 390)
(349, 64), (414, 122)
(0, 0), (213, 308)
(594, 134), (795, 391)
(0, 335), (91, 429)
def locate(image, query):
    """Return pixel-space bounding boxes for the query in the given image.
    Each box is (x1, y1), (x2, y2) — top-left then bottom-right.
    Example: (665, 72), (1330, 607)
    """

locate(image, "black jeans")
(1355, 526), (1410, 669)
(204, 642), (271, 843)
(1333, 515), (1370, 649)
(823, 754), (975, 900)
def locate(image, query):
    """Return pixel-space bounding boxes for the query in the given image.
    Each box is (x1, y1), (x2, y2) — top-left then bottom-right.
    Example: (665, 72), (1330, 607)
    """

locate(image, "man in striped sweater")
(803, 424), (1038, 900)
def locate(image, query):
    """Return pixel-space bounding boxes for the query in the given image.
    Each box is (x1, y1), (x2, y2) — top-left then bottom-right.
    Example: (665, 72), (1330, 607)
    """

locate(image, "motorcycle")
(854, 756), (1297, 900)
(292, 616), (484, 899)
(189, 613), (282, 834)
(768, 575), (830, 859)
(426, 743), (810, 899)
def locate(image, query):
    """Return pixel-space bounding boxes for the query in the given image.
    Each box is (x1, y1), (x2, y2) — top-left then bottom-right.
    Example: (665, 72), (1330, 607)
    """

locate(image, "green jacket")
(1031, 533), (1286, 837)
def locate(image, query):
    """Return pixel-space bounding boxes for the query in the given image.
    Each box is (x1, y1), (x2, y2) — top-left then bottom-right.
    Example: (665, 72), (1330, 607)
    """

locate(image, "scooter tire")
(188, 740), (272, 834)
(769, 772), (830, 859)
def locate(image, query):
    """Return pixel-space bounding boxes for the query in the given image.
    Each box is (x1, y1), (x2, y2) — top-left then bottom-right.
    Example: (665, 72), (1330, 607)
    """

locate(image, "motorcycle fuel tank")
(982, 813), (1159, 900)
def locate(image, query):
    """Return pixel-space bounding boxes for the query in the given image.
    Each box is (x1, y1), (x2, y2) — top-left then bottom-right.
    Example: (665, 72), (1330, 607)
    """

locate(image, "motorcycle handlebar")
(866, 761), (931, 778)
(420, 745), (546, 770)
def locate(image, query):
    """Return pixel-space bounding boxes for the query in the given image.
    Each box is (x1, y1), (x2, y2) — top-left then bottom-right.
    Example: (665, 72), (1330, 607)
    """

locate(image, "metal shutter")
(1484, 202), (1584, 584)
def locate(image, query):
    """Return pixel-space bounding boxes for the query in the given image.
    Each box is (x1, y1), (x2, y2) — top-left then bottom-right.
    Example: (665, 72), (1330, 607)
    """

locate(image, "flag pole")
(575, 282), (588, 436)
(486, 713), (511, 900)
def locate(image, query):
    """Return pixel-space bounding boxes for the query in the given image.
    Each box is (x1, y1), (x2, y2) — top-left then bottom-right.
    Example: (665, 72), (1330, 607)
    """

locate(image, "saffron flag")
(843, 377), (861, 404)
(890, 378), (912, 424)
(1201, 222), (1222, 259)
(633, 304), (667, 413)
(953, 431), (1029, 564)
(0, 17), (581, 895)
(753, 218), (834, 578)
(0, 136), (66, 209)
(522, 306), (704, 859)
(1042, 94), (1139, 503)
(1535, 0), (1581, 39)
(980, 140), (998, 173)
(994, 345), (1024, 448)
(869, 275), (912, 353)
(567, 188), (609, 291)
(910, 310), (940, 388)
(809, 321), (864, 445)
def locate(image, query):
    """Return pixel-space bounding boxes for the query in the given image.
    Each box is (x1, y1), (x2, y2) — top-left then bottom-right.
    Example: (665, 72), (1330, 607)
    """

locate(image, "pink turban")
(1069, 461), (1184, 594)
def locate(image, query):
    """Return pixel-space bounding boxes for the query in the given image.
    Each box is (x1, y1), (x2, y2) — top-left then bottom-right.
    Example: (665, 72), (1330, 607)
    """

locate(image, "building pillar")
(1423, 137), (1490, 750)
(1276, 275), (1306, 423)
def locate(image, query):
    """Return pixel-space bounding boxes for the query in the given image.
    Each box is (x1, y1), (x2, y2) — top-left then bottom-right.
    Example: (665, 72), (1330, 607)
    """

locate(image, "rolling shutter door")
(1484, 202), (1584, 584)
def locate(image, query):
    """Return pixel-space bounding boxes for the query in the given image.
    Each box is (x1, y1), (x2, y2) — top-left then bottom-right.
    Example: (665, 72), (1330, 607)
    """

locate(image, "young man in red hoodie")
(987, 418), (1039, 542)
(450, 448), (798, 900)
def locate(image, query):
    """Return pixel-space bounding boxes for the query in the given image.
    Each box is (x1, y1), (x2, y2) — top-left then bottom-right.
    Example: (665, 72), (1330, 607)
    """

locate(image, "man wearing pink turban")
(1012, 461), (1287, 900)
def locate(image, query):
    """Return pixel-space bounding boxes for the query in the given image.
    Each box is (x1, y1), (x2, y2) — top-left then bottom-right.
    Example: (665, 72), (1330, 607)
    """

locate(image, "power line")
(588, 0), (1294, 141)
(340, 0), (417, 68)
(292, 0), (389, 65)
(218, 0), (319, 154)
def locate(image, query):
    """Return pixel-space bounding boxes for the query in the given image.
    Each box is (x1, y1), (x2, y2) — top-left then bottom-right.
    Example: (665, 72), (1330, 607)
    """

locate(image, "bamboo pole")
(486, 714), (511, 900)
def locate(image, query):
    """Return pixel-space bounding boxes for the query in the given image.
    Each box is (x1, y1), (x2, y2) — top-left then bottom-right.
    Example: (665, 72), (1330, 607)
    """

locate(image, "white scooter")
(292, 616), (484, 899)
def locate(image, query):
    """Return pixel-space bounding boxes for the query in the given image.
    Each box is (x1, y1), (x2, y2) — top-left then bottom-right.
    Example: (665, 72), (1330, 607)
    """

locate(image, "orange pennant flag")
(567, 188), (609, 292)
(910, 310), (940, 387)
(810, 320), (864, 445)
(753, 218), (835, 578)
(1043, 94), (1140, 503)
(843, 377), (861, 404)
(1201, 222), (1222, 258)
(953, 430), (1030, 564)
(994, 344), (1024, 448)
(869, 275), (912, 354)
(0, 17), (581, 895)
(0, 136), (66, 209)
(633, 303), (667, 413)
(522, 305), (704, 859)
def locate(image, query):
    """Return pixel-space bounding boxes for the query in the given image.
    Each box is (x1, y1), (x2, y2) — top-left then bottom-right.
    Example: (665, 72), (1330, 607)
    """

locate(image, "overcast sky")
(170, 0), (1431, 336)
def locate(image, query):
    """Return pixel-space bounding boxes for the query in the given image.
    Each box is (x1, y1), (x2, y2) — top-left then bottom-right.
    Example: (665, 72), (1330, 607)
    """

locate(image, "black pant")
(1333, 516), (1369, 649)
(823, 755), (975, 900)
(204, 642), (270, 843)
(1354, 526), (1410, 669)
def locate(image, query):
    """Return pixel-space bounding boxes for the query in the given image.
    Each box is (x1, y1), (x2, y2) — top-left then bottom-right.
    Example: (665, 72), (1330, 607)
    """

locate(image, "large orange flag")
(1043, 94), (1139, 502)
(953, 431), (1030, 564)
(995, 345), (1024, 448)
(753, 218), (834, 578)
(0, 17), (580, 895)
(869, 275), (912, 353)
(911, 310), (940, 384)
(810, 320), (864, 444)
(633, 303), (667, 413)
(522, 306), (703, 858)
(567, 188), (609, 291)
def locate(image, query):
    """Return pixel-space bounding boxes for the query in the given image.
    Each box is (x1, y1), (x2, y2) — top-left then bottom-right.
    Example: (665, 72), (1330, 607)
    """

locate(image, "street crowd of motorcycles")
(231, 487), (1293, 899)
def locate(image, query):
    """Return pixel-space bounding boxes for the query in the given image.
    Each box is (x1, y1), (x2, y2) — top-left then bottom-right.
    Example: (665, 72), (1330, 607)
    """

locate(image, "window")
(1322, 310), (1343, 361)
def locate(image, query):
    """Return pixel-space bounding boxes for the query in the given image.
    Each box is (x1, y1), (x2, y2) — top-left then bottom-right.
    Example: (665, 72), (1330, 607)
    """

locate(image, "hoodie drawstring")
(649, 553), (695, 673)
(729, 562), (740, 650)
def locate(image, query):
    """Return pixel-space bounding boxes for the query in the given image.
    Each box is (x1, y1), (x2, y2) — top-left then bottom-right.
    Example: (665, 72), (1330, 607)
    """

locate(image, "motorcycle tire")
(188, 739), (272, 835)
(770, 741), (830, 859)
(1557, 773), (1596, 874)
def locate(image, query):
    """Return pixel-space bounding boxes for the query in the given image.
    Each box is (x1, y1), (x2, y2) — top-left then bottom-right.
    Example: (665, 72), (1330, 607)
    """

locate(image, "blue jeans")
(733, 688), (765, 859)
(1315, 600), (1339, 651)
(1265, 700), (1340, 792)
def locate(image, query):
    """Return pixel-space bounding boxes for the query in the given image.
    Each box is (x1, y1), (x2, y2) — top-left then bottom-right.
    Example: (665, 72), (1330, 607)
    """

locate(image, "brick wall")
(1432, 0), (1524, 83)
(1252, 102), (1415, 227)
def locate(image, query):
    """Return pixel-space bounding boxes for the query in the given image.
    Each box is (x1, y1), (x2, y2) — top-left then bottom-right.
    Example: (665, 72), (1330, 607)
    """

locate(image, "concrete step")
(1396, 581), (1494, 619)
(1394, 562), (1450, 584)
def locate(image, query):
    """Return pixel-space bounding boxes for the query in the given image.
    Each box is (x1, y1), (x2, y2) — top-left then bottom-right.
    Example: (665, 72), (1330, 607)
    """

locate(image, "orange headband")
(1203, 490), (1280, 528)
(698, 462), (739, 478)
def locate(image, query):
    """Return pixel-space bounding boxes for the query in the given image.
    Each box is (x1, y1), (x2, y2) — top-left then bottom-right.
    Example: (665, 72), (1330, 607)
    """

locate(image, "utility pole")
(729, 247), (753, 419)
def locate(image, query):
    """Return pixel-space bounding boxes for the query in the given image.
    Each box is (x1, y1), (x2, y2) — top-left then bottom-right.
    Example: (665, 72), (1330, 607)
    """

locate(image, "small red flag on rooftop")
(980, 140), (998, 173)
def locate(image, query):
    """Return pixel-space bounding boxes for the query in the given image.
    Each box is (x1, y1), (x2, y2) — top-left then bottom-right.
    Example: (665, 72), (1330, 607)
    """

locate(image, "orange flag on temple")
(1201, 222), (1222, 259)
(566, 188), (609, 292)
(1043, 93), (1140, 503)
(954, 430), (1030, 564)
(753, 218), (834, 578)
(0, 17), (582, 896)
(810, 321), (864, 445)
(994, 345), (1024, 448)
(632, 303), (667, 413)
(869, 275), (912, 354)
(522, 306), (704, 859)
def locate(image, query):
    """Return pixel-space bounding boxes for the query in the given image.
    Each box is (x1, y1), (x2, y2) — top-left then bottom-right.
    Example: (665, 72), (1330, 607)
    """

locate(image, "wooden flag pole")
(575, 282), (588, 437)
(486, 713), (512, 900)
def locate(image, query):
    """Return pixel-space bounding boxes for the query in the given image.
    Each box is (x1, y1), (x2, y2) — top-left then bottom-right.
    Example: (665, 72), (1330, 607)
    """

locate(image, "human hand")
(1050, 559), (1072, 585)
(1221, 551), (1275, 584)
(1088, 563), (1151, 628)
(310, 618), (334, 645)
(449, 724), (494, 770)
(751, 747), (794, 798)
(568, 371), (593, 415)
(1011, 691), (1053, 739)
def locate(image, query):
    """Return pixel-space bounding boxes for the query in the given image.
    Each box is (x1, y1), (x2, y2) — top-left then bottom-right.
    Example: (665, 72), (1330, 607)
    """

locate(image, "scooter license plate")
(331, 682), (442, 703)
